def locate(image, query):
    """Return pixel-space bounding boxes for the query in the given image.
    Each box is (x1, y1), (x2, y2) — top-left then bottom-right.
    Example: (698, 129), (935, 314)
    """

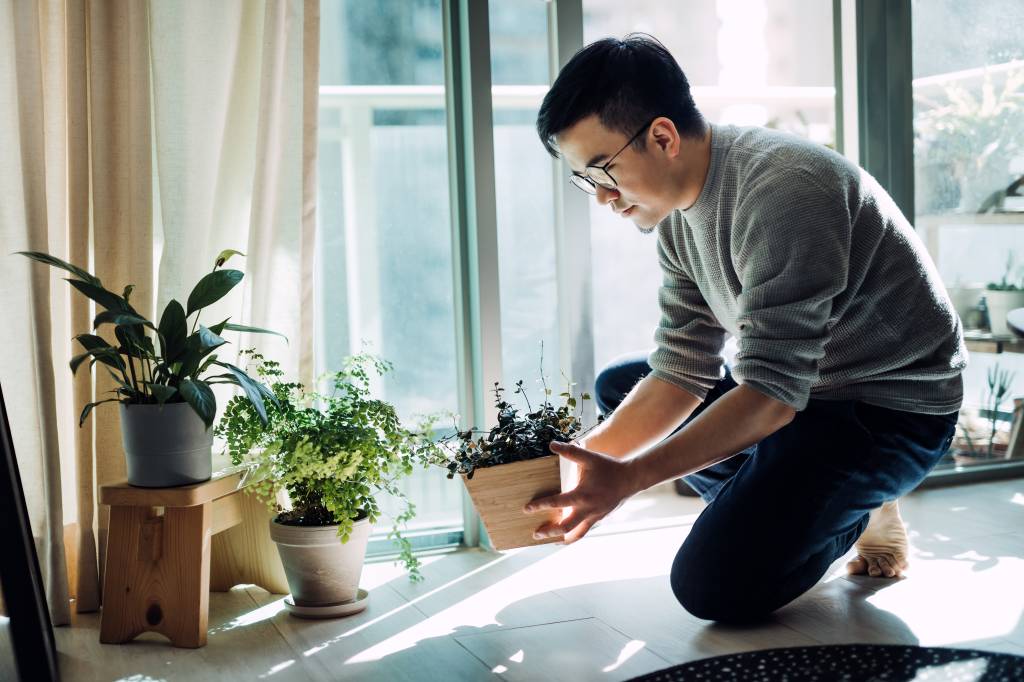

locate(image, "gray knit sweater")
(648, 124), (966, 414)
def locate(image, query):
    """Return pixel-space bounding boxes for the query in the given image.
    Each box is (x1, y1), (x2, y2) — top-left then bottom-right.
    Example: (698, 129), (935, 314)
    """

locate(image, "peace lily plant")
(18, 249), (283, 486)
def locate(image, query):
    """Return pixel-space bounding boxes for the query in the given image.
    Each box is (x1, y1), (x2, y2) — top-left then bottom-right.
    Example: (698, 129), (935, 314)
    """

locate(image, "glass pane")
(583, 0), (836, 373)
(489, 1), (562, 408)
(318, 0), (461, 533)
(912, 0), (1024, 472)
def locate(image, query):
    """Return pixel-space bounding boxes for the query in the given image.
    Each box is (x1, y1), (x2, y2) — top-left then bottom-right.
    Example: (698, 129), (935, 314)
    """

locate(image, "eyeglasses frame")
(569, 117), (658, 195)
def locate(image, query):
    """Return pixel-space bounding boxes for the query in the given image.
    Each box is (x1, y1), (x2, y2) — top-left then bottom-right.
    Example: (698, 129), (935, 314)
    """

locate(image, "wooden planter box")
(461, 455), (565, 550)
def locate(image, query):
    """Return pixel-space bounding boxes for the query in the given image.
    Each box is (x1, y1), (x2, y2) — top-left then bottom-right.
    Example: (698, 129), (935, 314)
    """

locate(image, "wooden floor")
(47, 478), (1024, 681)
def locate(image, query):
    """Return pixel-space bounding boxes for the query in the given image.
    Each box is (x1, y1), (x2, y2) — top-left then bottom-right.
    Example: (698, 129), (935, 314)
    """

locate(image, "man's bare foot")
(846, 500), (909, 578)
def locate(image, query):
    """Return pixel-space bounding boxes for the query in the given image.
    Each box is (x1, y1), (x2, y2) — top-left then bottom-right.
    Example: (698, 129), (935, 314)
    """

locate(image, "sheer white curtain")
(151, 0), (318, 390)
(0, 0), (318, 624)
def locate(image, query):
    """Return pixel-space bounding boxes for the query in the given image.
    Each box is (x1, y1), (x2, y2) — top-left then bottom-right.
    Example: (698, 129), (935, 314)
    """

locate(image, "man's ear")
(650, 116), (681, 158)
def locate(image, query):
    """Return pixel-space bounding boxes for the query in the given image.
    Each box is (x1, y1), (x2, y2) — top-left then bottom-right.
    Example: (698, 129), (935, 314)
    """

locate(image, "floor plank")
(453, 617), (671, 681)
(243, 582), (493, 681)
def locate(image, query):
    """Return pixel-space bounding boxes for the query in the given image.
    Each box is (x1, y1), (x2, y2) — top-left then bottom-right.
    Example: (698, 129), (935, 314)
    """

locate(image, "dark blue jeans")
(595, 352), (958, 623)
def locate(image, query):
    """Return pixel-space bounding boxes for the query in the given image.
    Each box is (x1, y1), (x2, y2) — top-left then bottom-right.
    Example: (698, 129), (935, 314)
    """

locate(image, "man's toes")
(876, 556), (898, 577)
(846, 556), (868, 575)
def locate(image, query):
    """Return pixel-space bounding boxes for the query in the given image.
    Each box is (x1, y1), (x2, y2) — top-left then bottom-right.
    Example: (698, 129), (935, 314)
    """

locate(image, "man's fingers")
(531, 521), (566, 539)
(523, 491), (576, 513)
(552, 510), (586, 536)
(533, 511), (585, 540)
(549, 440), (592, 462)
(562, 518), (594, 545)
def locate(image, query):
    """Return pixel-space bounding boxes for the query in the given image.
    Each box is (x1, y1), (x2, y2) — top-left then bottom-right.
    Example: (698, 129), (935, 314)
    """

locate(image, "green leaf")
(158, 299), (188, 361)
(65, 279), (130, 312)
(73, 335), (126, 371)
(175, 336), (204, 379)
(147, 383), (177, 405)
(213, 361), (267, 425)
(93, 309), (155, 331)
(79, 398), (119, 426)
(215, 249), (245, 268)
(135, 334), (156, 358)
(74, 333), (114, 352)
(222, 322), (288, 343)
(186, 270), (243, 316)
(179, 379), (216, 428)
(197, 325), (228, 351)
(101, 366), (132, 390)
(208, 318), (230, 335)
(197, 353), (219, 376)
(16, 251), (101, 286)
(70, 347), (125, 375)
(70, 352), (91, 375)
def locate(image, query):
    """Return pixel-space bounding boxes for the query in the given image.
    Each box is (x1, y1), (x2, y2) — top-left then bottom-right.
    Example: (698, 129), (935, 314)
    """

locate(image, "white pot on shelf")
(984, 290), (1024, 337)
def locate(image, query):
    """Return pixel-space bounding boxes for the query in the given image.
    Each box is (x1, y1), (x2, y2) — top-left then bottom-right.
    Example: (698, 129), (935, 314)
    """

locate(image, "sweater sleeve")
(730, 172), (852, 410)
(647, 235), (726, 401)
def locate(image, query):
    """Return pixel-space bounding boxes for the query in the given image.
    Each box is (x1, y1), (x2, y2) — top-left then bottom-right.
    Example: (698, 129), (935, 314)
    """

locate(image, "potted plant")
(434, 376), (596, 551)
(216, 350), (438, 617)
(952, 363), (1016, 465)
(18, 250), (281, 487)
(984, 253), (1024, 337)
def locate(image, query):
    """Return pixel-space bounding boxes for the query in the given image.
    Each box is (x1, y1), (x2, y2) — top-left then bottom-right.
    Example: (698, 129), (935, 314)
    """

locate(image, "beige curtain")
(0, 0), (318, 624)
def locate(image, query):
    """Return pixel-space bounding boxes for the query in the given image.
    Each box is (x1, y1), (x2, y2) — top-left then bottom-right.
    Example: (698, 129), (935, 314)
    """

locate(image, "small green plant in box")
(432, 365), (600, 551)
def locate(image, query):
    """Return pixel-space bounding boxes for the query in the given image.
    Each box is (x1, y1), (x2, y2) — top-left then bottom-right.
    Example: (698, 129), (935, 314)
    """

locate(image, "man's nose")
(595, 184), (619, 206)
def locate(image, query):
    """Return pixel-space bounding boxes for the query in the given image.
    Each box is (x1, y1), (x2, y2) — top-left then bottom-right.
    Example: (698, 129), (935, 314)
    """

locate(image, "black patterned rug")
(626, 644), (1024, 681)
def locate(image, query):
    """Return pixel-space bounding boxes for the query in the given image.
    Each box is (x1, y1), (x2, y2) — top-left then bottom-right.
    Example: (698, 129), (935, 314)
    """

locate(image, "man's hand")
(522, 441), (638, 545)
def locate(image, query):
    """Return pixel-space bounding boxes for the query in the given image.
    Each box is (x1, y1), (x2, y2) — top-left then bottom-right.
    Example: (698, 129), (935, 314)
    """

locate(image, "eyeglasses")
(569, 118), (656, 195)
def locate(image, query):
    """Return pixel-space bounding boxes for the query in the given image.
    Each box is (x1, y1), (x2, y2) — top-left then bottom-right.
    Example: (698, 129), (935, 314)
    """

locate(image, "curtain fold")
(0, 0), (319, 623)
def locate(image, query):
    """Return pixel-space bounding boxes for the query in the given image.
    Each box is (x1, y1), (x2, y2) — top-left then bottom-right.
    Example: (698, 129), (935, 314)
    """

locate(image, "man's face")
(555, 114), (678, 233)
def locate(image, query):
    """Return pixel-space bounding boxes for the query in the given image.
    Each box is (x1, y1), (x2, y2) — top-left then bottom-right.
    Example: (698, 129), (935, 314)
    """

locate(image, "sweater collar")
(681, 123), (735, 225)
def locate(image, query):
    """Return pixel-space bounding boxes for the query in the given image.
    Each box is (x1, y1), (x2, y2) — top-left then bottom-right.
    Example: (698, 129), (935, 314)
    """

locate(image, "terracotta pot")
(269, 513), (371, 606)
(120, 402), (213, 487)
(461, 455), (565, 551)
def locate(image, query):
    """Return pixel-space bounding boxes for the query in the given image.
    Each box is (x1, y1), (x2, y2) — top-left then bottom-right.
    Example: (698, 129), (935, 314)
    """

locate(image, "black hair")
(536, 34), (705, 158)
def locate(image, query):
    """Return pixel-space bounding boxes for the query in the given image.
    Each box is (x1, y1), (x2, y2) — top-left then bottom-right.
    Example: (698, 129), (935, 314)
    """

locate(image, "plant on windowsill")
(953, 363), (1016, 465)
(17, 250), (282, 487)
(216, 350), (440, 614)
(432, 371), (598, 551)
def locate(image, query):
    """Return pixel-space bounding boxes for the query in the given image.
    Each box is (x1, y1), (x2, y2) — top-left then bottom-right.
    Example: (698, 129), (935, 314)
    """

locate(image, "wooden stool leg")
(100, 506), (150, 644)
(99, 503), (212, 648)
(210, 490), (289, 595)
(159, 503), (212, 648)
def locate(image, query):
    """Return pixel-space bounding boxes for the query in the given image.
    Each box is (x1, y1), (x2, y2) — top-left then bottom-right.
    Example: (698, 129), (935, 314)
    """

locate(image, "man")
(522, 34), (965, 623)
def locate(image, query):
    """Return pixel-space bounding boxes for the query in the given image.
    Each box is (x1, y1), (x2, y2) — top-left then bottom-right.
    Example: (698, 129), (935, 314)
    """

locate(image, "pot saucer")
(283, 588), (369, 619)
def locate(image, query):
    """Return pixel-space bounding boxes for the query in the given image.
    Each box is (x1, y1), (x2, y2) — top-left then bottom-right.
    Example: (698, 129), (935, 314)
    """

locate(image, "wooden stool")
(99, 466), (288, 648)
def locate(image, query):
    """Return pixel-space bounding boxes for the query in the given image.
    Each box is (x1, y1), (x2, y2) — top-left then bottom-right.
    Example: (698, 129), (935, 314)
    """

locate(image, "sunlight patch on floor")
(210, 591), (287, 634)
(602, 640), (647, 673)
(867, 551), (1024, 645)
(342, 525), (689, 664)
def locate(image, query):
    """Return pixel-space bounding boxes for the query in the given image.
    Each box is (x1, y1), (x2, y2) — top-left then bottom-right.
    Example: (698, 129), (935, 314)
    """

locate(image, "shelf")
(964, 333), (1024, 354)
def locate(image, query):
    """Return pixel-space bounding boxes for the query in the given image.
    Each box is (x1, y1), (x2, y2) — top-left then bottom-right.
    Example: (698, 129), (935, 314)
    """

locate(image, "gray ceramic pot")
(120, 402), (213, 487)
(269, 513), (372, 607)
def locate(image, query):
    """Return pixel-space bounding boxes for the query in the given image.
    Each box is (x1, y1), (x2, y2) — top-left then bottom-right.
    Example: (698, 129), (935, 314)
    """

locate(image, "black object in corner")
(0, 381), (59, 682)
